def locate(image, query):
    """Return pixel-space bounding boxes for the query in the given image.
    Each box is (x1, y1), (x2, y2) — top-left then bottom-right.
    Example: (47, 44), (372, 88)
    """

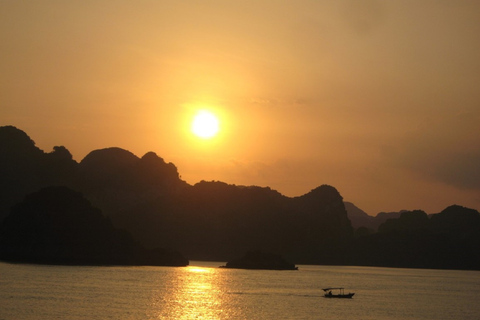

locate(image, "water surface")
(1, 261), (479, 319)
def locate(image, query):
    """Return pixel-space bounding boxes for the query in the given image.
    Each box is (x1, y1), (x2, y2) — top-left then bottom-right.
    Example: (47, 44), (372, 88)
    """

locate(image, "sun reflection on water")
(150, 265), (232, 320)
(188, 267), (212, 274)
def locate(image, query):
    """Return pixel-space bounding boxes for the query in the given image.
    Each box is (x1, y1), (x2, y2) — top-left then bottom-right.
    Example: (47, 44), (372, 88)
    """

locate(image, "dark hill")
(347, 206), (480, 269)
(77, 147), (186, 215)
(0, 126), (77, 221)
(0, 125), (43, 159)
(79, 148), (180, 185)
(431, 205), (480, 234)
(114, 181), (353, 264)
(0, 186), (188, 266)
(80, 147), (139, 174)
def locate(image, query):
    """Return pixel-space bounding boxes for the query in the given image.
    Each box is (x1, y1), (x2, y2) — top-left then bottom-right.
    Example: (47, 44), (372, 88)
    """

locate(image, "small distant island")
(221, 251), (298, 270)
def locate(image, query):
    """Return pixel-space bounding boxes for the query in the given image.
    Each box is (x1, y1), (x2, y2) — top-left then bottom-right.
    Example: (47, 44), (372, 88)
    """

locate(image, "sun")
(191, 110), (220, 139)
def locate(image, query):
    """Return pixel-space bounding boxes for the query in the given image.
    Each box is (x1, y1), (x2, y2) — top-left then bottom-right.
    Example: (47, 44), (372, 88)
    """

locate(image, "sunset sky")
(1, 1), (479, 214)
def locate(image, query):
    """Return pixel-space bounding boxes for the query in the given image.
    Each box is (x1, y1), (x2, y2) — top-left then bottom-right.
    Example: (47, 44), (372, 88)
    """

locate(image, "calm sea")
(1, 261), (479, 320)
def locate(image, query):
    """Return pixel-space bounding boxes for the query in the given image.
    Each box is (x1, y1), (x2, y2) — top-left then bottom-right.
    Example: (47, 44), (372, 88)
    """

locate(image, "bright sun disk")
(191, 110), (219, 139)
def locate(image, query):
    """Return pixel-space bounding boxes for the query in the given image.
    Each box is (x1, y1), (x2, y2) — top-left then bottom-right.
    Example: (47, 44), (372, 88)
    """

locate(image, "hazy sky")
(2, 0), (479, 214)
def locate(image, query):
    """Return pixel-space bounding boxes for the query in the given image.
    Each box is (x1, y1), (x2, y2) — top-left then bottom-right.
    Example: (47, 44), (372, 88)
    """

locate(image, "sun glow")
(191, 110), (220, 139)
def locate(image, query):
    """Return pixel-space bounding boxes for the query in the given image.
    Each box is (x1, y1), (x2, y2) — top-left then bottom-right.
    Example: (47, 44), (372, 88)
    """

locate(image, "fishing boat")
(323, 287), (355, 298)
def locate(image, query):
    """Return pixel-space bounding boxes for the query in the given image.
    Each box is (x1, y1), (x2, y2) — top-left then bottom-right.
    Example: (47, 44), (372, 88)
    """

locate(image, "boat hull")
(324, 293), (355, 298)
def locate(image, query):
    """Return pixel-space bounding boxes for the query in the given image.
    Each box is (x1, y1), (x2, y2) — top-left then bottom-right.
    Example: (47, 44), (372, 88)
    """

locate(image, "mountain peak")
(0, 125), (43, 158)
(80, 147), (139, 174)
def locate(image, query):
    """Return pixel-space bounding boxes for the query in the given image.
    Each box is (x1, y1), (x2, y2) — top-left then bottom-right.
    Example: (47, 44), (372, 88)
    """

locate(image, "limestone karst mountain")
(2, 125), (480, 270)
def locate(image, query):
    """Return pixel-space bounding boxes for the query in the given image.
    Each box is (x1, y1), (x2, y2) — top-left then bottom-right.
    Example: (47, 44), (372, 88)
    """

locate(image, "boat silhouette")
(323, 287), (355, 298)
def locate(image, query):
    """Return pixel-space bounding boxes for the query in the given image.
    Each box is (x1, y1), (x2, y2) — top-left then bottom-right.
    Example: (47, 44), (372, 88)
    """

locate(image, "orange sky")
(1, 1), (479, 214)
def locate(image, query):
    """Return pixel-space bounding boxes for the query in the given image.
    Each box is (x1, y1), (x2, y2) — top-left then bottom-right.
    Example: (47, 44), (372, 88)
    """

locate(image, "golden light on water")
(152, 266), (234, 319)
(188, 267), (212, 273)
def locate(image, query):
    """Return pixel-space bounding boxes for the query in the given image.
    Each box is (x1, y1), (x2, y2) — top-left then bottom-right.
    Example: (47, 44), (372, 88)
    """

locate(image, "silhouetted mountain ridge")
(0, 126), (354, 264)
(344, 202), (404, 231)
(1, 125), (479, 270)
(348, 205), (480, 269)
